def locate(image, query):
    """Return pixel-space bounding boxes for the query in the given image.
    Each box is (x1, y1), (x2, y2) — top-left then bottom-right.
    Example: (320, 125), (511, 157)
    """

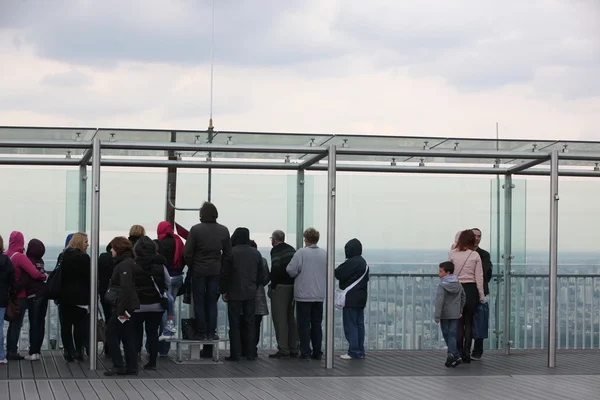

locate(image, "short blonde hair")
(129, 225), (146, 237)
(67, 232), (88, 252)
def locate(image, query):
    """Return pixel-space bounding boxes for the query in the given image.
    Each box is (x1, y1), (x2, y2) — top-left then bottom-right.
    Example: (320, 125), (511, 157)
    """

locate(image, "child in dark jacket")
(435, 261), (466, 368)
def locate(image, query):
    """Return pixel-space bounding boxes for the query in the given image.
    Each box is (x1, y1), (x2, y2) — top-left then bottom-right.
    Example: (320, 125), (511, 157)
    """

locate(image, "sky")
(1, 1), (599, 258)
(0, 0), (599, 139)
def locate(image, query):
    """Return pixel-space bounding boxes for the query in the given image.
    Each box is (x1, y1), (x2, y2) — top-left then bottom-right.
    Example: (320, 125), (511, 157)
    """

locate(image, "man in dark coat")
(335, 238), (369, 360)
(471, 228), (493, 360)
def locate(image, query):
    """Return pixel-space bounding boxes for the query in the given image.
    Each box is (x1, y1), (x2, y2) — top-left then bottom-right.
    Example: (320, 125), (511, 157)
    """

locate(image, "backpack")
(45, 255), (64, 300)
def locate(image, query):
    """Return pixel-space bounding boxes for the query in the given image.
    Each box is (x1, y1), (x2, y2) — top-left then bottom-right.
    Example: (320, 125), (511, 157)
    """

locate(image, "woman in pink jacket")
(4, 231), (46, 360)
(449, 229), (484, 364)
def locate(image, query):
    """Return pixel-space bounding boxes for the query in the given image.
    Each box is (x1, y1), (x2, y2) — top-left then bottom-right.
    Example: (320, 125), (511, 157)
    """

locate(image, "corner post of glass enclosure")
(165, 131), (177, 225)
(548, 150), (559, 368)
(78, 164), (87, 232)
(89, 137), (101, 371)
(296, 168), (305, 250)
(325, 144), (336, 369)
(503, 174), (514, 355)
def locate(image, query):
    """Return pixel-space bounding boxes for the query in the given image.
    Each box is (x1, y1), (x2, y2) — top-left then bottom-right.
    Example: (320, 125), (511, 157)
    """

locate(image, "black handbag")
(45, 255), (63, 300)
(4, 291), (20, 322)
(181, 318), (195, 340)
(104, 284), (121, 308)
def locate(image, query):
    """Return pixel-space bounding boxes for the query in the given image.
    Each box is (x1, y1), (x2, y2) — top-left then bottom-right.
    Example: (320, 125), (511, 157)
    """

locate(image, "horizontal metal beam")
(507, 156), (550, 174)
(99, 159), (300, 170)
(513, 169), (600, 178)
(0, 157), (81, 166)
(298, 150), (329, 169)
(558, 152), (600, 161)
(336, 147), (550, 160)
(0, 139), (91, 149)
(100, 141), (326, 154)
(308, 164), (510, 175)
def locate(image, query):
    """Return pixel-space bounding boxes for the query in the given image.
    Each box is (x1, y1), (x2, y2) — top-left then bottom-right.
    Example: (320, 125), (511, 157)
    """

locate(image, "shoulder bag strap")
(455, 251), (473, 278)
(343, 265), (369, 294)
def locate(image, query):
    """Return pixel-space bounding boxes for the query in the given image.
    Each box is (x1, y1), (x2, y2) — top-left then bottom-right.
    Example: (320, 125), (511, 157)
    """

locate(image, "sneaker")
(0, 359), (7, 364)
(143, 363), (157, 371)
(159, 331), (175, 341)
(7, 354), (24, 361)
(451, 357), (463, 368)
(268, 352), (290, 359)
(340, 354), (355, 360)
(208, 334), (220, 341)
(444, 356), (454, 368)
(165, 321), (176, 334)
(104, 368), (126, 376)
(471, 353), (482, 361)
(25, 354), (41, 361)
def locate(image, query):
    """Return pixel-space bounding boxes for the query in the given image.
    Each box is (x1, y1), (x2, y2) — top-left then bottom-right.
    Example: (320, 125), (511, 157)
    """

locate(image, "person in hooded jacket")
(435, 261), (466, 368)
(24, 239), (49, 361)
(220, 228), (269, 361)
(58, 232), (91, 362)
(239, 240), (270, 359)
(0, 235), (15, 364)
(335, 239), (369, 360)
(131, 236), (167, 370)
(4, 231), (46, 360)
(104, 237), (140, 376)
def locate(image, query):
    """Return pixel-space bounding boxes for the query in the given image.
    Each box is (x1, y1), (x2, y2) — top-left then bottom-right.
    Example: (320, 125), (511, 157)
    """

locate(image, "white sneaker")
(159, 332), (175, 341)
(25, 354), (41, 361)
(0, 359), (7, 364)
(340, 354), (354, 360)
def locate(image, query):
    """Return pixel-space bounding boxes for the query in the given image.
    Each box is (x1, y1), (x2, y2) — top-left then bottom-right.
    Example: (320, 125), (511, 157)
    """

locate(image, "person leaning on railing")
(0, 235), (15, 364)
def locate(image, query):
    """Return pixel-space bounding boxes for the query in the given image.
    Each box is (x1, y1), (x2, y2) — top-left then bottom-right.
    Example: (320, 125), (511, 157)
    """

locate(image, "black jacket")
(0, 254), (15, 307)
(110, 251), (140, 316)
(270, 242), (296, 288)
(220, 228), (269, 301)
(133, 247), (167, 306)
(335, 239), (369, 308)
(98, 245), (114, 300)
(184, 220), (232, 277)
(59, 248), (91, 306)
(476, 247), (493, 296)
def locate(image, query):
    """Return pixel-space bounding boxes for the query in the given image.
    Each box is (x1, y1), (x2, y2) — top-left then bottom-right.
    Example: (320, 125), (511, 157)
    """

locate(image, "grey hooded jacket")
(435, 274), (466, 320)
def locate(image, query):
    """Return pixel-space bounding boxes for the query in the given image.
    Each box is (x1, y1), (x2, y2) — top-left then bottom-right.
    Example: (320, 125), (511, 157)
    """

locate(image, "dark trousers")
(270, 284), (297, 355)
(27, 297), (48, 355)
(473, 339), (484, 356)
(457, 283), (478, 357)
(240, 315), (263, 358)
(227, 300), (256, 359)
(296, 301), (323, 358)
(106, 315), (137, 371)
(59, 304), (90, 357)
(132, 312), (162, 366)
(441, 318), (460, 359)
(192, 275), (219, 337)
(342, 307), (365, 358)
(6, 298), (28, 354)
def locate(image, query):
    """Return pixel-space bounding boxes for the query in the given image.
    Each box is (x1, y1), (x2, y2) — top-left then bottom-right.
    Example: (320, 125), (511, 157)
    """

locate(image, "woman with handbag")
(104, 237), (139, 376)
(4, 231), (47, 361)
(131, 236), (167, 370)
(0, 235), (15, 364)
(449, 229), (485, 364)
(335, 238), (369, 360)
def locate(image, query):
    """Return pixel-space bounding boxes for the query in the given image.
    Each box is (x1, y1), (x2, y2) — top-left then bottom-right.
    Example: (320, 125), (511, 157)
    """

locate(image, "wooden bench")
(163, 338), (229, 364)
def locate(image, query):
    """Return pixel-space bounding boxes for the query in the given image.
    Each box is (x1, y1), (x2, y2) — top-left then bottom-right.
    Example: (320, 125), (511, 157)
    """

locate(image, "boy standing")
(435, 261), (466, 367)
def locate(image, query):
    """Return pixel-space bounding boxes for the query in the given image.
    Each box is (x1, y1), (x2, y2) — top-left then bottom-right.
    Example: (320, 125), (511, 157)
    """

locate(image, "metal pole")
(165, 131), (177, 225)
(494, 176), (501, 350)
(503, 174), (513, 355)
(78, 165), (87, 232)
(296, 169), (305, 250)
(325, 144), (336, 369)
(207, 128), (214, 202)
(548, 150), (559, 367)
(89, 137), (101, 370)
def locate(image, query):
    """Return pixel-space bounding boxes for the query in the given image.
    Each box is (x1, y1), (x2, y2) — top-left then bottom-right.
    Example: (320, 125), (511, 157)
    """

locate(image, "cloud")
(40, 70), (93, 88)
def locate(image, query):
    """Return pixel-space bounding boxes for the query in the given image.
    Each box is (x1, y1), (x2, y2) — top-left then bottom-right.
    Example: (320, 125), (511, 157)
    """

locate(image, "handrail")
(167, 183), (201, 212)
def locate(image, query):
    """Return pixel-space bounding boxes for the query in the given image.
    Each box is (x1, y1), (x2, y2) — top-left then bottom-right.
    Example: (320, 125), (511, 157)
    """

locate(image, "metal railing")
(11, 273), (600, 353)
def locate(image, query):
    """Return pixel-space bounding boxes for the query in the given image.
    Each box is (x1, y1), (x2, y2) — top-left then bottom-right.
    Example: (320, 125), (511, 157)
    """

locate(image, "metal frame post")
(78, 165), (87, 232)
(503, 174), (513, 355)
(89, 137), (101, 370)
(165, 131), (178, 225)
(548, 150), (559, 367)
(325, 144), (336, 369)
(296, 169), (305, 249)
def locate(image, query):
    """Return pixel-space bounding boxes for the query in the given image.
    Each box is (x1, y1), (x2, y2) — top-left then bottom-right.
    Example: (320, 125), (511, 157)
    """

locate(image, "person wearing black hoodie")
(104, 237), (140, 376)
(131, 236), (167, 370)
(24, 239), (49, 361)
(220, 228), (269, 361)
(335, 239), (369, 360)
(0, 235), (15, 364)
(58, 232), (91, 362)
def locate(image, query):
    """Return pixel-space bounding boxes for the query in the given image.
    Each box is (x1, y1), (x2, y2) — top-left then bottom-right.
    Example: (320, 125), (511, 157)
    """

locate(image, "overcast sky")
(1, 0), (599, 139)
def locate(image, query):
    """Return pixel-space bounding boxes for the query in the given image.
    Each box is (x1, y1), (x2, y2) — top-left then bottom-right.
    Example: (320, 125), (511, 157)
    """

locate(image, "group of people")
(435, 228), (493, 367)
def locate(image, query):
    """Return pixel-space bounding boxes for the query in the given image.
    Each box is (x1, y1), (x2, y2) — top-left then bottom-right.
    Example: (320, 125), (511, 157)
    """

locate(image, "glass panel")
(489, 177), (503, 350)
(509, 179), (527, 349)
(0, 127), (96, 141)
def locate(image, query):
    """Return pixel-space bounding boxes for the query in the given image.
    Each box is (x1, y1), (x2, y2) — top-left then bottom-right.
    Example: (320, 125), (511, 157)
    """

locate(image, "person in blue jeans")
(435, 261), (466, 368)
(335, 239), (369, 360)
(0, 235), (16, 364)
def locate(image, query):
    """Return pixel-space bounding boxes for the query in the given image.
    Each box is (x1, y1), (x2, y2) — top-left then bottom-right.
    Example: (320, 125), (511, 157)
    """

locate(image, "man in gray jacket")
(286, 227), (327, 360)
(435, 261), (466, 368)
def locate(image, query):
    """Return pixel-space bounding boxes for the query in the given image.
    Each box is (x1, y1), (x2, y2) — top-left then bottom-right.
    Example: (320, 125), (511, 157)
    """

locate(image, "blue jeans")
(0, 308), (5, 360)
(192, 275), (219, 337)
(342, 307), (365, 358)
(7, 298), (28, 354)
(440, 319), (459, 359)
(28, 297), (49, 355)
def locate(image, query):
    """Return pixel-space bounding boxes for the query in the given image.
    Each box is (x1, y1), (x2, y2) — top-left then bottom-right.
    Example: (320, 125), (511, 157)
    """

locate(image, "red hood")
(8, 231), (25, 254)
(157, 221), (174, 240)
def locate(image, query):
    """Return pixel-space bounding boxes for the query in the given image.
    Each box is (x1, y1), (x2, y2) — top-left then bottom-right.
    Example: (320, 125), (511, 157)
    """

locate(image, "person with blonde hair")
(58, 232), (91, 362)
(128, 225), (146, 248)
